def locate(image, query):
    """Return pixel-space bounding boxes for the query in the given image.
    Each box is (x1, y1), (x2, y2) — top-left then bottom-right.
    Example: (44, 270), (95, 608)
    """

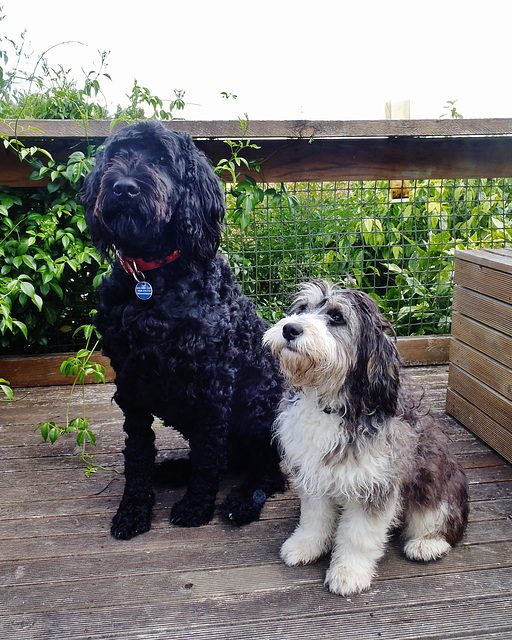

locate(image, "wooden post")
(386, 100), (411, 199)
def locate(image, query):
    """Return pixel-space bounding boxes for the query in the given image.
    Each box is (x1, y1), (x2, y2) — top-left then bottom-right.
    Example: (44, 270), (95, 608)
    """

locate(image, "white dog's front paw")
(324, 563), (373, 596)
(280, 531), (327, 566)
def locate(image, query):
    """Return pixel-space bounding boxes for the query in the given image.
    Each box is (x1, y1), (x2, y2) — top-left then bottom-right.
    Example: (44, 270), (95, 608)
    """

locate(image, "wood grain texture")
(448, 249), (512, 462)
(3, 119), (512, 186)
(1, 369), (511, 640)
(3, 118), (512, 139)
(451, 312), (512, 370)
(454, 255), (512, 304)
(454, 248), (512, 277)
(449, 340), (512, 402)
(452, 285), (512, 337)
(0, 336), (450, 387)
(448, 364), (512, 436)
(0, 352), (115, 387)
(446, 389), (512, 465)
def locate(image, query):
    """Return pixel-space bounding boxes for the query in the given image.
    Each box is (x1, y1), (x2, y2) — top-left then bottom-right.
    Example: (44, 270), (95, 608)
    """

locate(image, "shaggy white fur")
(275, 391), (405, 595)
(264, 281), (469, 596)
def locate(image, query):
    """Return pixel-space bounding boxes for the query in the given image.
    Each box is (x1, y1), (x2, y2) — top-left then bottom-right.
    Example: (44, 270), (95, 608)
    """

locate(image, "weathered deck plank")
(1, 366), (511, 640)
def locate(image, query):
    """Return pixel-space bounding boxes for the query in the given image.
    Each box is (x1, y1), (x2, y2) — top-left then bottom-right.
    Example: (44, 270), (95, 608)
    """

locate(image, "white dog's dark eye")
(328, 310), (346, 325)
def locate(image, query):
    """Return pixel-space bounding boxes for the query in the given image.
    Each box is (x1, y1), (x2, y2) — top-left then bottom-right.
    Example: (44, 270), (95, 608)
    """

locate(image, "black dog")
(82, 120), (285, 539)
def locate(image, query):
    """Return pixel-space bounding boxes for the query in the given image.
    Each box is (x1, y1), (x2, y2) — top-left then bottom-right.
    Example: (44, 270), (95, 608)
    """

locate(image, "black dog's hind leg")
(169, 424), (227, 527)
(111, 408), (156, 540)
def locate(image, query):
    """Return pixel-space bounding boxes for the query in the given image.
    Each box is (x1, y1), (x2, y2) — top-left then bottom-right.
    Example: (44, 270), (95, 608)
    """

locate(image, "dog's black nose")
(282, 322), (303, 342)
(113, 178), (140, 198)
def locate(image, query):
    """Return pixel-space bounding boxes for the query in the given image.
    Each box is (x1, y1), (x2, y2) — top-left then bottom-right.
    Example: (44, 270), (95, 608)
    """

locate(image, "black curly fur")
(82, 121), (285, 539)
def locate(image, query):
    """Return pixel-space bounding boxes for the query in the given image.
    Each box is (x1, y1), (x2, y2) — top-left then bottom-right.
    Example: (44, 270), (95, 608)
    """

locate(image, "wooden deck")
(1, 366), (512, 640)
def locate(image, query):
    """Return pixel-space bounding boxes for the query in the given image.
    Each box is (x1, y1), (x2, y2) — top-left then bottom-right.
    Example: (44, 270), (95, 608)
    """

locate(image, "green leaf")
(41, 271), (54, 285)
(47, 181), (61, 194)
(19, 281), (35, 298)
(38, 421), (63, 441)
(43, 306), (57, 324)
(22, 255), (37, 270)
(49, 281), (63, 299)
(60, 359), (75, 376)
(13, 321), (28, 339)
(32, 294), (43, 311)
(39, 422), (50, 441)
(0, 383), (14, 401)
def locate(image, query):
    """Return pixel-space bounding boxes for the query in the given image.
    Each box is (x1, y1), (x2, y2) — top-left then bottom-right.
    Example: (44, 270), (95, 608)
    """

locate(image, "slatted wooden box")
(446, 248), (512, 463)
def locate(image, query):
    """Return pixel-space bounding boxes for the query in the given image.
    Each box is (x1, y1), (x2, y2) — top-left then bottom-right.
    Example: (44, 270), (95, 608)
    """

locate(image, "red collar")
(118, 250), (180, 279)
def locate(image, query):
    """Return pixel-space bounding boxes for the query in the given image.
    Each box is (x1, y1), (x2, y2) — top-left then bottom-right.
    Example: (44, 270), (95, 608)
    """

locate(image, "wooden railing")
(2, 118), (512, 187)
(2, 118), (512, 382)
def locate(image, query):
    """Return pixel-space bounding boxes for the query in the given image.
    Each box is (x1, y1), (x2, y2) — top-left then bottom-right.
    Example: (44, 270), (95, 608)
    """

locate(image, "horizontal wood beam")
(1, 335), (451, 387)
(2, 118), (512, 139)
(2, 119), (512, 186)
(200, 137), (512, 182)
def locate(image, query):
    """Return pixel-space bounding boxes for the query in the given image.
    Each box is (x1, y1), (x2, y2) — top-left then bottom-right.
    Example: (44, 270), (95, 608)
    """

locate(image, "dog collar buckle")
(118, 254), (146, 283)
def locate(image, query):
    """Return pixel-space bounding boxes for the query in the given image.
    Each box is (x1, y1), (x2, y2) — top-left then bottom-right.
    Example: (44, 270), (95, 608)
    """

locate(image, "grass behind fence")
(223, 178), (512, 335)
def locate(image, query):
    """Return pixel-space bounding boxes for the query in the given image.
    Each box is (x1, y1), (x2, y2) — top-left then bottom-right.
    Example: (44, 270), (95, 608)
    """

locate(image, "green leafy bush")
(223, 178), (512, 334)
(0, 144), (108, 352)
(0, 21), (186, 353)
(2, 15), (512, 354)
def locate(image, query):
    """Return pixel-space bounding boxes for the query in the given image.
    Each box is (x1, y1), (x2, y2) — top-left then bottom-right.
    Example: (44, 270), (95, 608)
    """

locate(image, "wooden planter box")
(1, 336), (451, 388)
(447, 248), (512, 463)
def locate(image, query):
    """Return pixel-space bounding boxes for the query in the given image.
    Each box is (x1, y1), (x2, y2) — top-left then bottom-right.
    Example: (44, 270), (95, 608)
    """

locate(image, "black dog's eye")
(155, 156), (168, 166)
(328, 309), (346, 325)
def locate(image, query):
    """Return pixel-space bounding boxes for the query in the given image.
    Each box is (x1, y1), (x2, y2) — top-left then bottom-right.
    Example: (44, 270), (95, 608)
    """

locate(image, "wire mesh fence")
(222, 177), (512, 335)
(6, 176), (512, 356)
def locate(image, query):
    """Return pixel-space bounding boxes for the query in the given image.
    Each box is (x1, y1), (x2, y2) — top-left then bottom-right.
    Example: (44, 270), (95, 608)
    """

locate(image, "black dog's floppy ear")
(175, 133), (226, 263)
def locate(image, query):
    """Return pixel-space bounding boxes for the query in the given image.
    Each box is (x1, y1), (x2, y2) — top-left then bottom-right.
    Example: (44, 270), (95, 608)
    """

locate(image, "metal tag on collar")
(118, 252), (153, 301)
(135, 280), (153, 300)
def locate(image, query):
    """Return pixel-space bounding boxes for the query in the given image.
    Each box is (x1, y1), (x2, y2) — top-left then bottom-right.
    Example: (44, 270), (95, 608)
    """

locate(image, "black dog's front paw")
(111, 494), (154, 540)
(169, 495), (215, 527)
(220, 488), (268, 526)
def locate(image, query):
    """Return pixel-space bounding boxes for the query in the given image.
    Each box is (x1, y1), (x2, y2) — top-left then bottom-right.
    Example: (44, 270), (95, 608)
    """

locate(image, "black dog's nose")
(282, 322), (303, 342)
(113, 178), (140, 198)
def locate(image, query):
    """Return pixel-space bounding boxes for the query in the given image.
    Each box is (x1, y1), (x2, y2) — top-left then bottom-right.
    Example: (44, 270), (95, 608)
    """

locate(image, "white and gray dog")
(263, 281), (469, 596)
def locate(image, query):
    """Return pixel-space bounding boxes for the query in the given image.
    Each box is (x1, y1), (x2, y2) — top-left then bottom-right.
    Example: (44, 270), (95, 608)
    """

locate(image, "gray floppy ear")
(345, 291), (400, 420)
(365, 328), (400, 416)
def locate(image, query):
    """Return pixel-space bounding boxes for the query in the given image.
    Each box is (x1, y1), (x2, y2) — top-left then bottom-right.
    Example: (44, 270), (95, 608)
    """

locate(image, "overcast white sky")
(2, 0), (511, 121)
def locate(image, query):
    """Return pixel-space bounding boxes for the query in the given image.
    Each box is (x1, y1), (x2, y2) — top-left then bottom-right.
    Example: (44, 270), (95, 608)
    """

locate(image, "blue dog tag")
(135, 281), (153, 300)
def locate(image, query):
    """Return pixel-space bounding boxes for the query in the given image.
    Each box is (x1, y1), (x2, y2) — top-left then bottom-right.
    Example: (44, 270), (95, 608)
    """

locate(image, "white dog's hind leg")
(402, 504), (452, 561)
(281, 493), (338, 566)
(325, 497), (399, 596)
